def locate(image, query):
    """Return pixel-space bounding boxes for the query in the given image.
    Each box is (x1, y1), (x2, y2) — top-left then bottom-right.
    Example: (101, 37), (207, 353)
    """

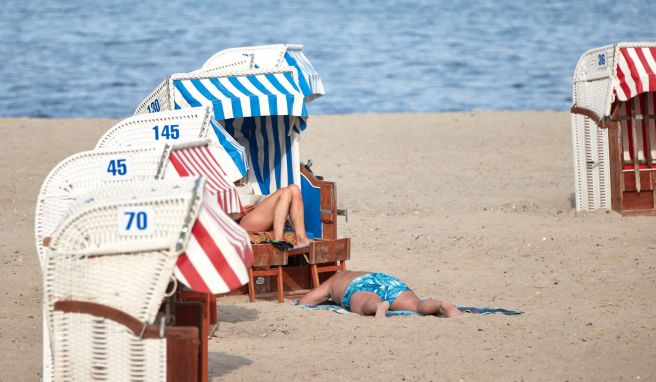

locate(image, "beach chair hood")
(202, 44), (325, 102)
(573, 42), (656, 123)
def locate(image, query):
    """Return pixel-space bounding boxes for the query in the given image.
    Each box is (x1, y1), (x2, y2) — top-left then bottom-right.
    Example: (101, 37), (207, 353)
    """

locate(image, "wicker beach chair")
(35, 145), (170, 267)
(44, 177), (203, 381)
(44, 177), (252, 381)
(571, 42), (656, 215)
(96, 109), (248, 184)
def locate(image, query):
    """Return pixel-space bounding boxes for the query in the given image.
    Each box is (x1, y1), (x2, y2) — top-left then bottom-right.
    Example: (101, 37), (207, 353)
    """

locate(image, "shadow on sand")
(217, 304), (259, 323)
(208, 352), (253, 380)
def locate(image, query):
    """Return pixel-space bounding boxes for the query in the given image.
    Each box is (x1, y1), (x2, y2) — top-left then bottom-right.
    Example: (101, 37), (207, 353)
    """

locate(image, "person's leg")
(349, 292), (390, 318)
(287, 184), (312, 245)
(239, 188), (291, 240)
(391, 291), (462, 317)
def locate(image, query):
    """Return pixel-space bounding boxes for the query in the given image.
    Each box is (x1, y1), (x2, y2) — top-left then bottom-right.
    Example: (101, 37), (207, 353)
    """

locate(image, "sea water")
(0, 0), (653, 118)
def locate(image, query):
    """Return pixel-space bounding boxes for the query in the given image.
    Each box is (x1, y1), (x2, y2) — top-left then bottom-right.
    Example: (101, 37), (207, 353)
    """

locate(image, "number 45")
(107, 159), (127, 176)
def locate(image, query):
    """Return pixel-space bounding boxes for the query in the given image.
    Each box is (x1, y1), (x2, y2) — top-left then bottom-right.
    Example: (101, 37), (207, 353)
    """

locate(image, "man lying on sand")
(299, 271), (462, 318)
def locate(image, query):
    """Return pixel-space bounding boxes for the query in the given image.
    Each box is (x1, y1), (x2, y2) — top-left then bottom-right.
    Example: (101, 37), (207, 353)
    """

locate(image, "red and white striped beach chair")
(572, 42), (656, 215)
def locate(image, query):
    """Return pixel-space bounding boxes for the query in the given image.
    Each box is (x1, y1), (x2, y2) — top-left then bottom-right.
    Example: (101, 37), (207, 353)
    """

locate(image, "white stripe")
(162, 162), (182, 179)
(278, 116), (289, 186)
(181, 80), (212, 110)
(643, 48), (656, 81)
(173, 87), (192, 109)
(236, 77), (271, 116)
(649, 93), (656, 160)
(264, 116), (277, 191)
(218, 78), (251, 117)
(627, 48), (649, 93)
(635, 97), (645, 161)
(184, 232), (229, 293)
(256, 74), (288, 116)
(207, 143), (243, 183)
(617, 53), (638, 100)
(275, 72), (299, 97)
(291, 130), (301, 185)
(200, 79), (234, 120)
(619, 105), (631, 162)
(197, 208), (249, 284)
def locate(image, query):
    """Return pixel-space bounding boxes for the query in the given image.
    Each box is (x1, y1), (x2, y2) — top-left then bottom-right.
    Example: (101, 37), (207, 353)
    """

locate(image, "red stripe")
(204, 145), (229, 177)
(192, 219), (243, 291)
(176, 253), (211, 292)
(621, 48), (643, 94)
(169, 153), (190, 176)
(202, 203), (251, 268)
(635, 48), (655, 92)
(176, 148), (220, 191)
(197, 146), (232, 186)
(639, 94), (648, 164)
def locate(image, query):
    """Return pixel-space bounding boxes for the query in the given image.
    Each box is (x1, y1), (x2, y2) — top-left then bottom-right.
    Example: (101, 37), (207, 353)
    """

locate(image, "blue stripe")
(258, 117), (271, 194)
(271, 117), (282, 190)
(209, 78), (243, 118)
(190, 79), (227, 121)
(282, 71), (301, 93)
(228, 77), (260, 117)
(284, 52), (311, 96)
(243, 118), (266, 194)
(174, 101), (180, 110)
(173, 81), (202, 107)
(264, 74), (293, 96)
(210, 120), (247, 176)
(247, 76), (278, 116)
(284, 116), (294, 184)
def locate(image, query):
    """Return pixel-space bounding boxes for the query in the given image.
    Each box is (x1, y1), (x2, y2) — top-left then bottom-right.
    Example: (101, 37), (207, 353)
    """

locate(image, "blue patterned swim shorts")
(341, 273), (411, 311)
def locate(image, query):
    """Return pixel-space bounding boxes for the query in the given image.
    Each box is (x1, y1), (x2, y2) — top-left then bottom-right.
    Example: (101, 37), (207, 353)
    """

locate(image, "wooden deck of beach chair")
(44, 178), (205, 381)
(571, 42), (656, 215)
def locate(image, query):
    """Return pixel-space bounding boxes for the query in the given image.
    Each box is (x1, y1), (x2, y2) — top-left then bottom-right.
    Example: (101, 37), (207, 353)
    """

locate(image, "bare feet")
(440, 301), (463, 317)
(294, 236), (314, 248)
(375, 301), (390, 318)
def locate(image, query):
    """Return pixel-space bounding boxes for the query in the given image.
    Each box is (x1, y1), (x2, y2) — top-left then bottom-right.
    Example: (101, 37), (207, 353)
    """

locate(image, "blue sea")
(0, 0), (653, 118)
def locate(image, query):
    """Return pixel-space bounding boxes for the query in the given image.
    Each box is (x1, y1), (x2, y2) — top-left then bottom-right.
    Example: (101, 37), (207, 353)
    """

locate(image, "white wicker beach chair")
(571, 42), (656, 214)
(96, 108), (248, 182)
(35, 145), (170, 267)
(96, 108), (213, 149)
(45, 177), (203, 382)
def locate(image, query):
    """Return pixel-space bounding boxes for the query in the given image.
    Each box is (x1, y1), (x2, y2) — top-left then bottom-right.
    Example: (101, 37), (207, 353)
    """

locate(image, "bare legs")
(239, 185), (312, 245)
(392, 291), (462, 317)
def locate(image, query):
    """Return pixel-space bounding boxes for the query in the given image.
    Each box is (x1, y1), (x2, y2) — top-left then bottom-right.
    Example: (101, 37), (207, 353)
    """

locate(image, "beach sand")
(1, 112), (655, 381)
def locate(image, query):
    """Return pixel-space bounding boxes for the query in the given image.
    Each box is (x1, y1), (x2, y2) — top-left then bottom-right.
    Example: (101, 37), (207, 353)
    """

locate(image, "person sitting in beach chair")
(235, 183), (313, 248)
(299, 271), (462, 318)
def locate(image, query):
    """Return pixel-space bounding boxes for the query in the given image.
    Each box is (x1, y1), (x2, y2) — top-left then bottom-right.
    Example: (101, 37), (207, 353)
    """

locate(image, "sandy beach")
(1, 111), (655, 381)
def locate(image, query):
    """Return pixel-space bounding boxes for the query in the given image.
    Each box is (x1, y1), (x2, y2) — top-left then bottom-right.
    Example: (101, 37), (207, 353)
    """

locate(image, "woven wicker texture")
(52, 312), (166, 382)
(35, 146), (170, 266)
(96, 107), (212, 150)
(202, 44), (288, 71)
(45, 178), (203, 340)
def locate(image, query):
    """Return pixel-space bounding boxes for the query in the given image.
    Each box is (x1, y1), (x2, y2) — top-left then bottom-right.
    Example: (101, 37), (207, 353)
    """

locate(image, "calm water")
(0, 0), (654, 118)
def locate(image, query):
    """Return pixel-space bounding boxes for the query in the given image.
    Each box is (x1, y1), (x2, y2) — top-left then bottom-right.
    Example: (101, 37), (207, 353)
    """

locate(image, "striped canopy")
(175, 190), (253, 294)
(221, 116), (301, 196)
(172, 70), (308, 122)
(200, 44), (325, 102)
(283, 48), (325, 102)
(164, 142), (243, 214)
(614, 47), (656, 101)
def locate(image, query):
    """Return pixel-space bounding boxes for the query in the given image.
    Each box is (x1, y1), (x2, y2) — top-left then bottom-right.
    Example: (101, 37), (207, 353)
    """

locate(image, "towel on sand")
(293, 300), (523, 316)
